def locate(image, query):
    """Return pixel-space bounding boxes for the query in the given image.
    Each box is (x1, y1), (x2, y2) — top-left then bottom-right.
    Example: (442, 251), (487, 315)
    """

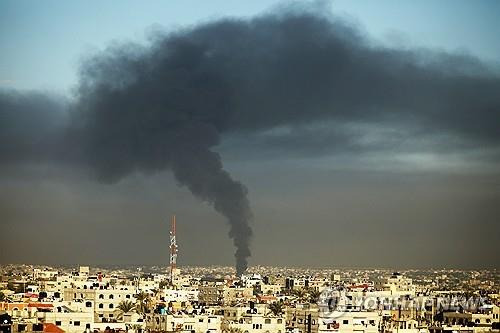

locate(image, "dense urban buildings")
(0, 264), (498, 333)
(2, 1), (499, 333)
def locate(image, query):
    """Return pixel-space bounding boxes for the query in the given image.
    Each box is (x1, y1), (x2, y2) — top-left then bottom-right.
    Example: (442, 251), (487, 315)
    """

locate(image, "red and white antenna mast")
(169, 215), (178, 281)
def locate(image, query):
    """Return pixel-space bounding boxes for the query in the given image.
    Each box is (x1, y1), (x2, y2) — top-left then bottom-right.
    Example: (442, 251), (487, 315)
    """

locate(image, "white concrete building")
(384, 273), (416, 296)
(318, 310), (381, 333)
(37, 304), (94, 333)
(221, 304), (285, 333)
(63, 285), (136, 322)
(146, 312), (221, 332)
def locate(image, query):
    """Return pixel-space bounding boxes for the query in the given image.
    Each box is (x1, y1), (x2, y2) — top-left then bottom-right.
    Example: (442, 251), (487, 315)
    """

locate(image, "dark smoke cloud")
(1, 4), (500, 272)
(0, 90), (68, 165)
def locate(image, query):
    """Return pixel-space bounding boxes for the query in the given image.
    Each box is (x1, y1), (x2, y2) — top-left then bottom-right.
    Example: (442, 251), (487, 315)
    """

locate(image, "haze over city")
(1, 0), (499, 270)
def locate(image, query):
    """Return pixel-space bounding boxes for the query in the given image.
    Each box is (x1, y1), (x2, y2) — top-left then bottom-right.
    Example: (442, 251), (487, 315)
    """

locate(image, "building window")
(86, 301), (92, 307)
(55, 321), (61, 326)
(99, 294), (104, 299)
(99, 304), (103, 309)
(74, 321), (80, 326)
(109, 295), (114, 299)
(265, 319), (271, 324)
(109, 304), (114, 309)
(343, 320), (349, 324)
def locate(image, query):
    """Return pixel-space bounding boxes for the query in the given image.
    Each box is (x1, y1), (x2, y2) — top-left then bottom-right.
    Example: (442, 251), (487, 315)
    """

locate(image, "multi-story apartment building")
(221, 304), (285, 333)
(384, 273), (416, 296)
(146, 312), (221, 332)
(37, 305), (94, 333)
(198, 284), (225, 306)
(63, 285), (136, 322)
(222, 286), (253, 305)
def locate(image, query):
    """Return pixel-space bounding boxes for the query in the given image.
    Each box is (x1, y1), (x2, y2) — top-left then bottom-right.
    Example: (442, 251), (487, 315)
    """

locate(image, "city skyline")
(1, 0), (499, 269)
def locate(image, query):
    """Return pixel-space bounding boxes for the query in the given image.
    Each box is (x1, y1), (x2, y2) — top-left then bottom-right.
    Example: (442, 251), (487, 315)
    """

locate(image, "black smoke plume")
(1, 4), (500, 273)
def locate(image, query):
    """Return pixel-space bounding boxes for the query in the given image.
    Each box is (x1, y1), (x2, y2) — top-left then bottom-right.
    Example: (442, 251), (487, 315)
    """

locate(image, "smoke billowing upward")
(0, 90), (68, 165)
(170, 138), (251, 275)
(75, 45), (254, 274)
(1, 4), (500, 271)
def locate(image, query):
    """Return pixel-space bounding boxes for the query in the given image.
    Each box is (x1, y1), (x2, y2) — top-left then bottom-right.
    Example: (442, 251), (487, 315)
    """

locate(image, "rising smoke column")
(169, 124), (252, 275)
(3, 4), (499, 272)
(74, 37), (255, 274)
(71, 6), (500, 273)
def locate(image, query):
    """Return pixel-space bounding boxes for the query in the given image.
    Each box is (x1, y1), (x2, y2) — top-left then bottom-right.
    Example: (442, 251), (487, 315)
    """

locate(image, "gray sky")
(0, 0), (499, 269)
